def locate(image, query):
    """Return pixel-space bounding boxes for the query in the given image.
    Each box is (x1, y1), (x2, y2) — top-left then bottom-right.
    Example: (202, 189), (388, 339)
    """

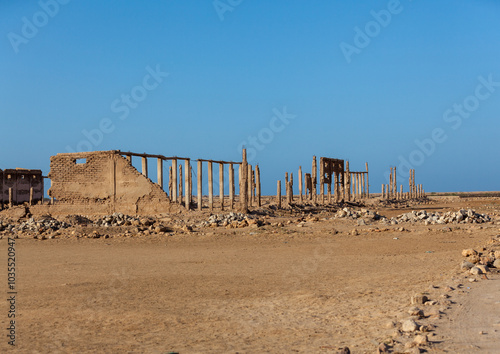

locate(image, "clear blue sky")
(1, 0), (499, 195)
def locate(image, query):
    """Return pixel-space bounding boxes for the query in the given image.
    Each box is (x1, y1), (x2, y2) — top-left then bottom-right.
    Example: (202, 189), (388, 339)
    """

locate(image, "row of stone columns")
(381, 168), (425, 200)
(275, 157), (369, 208)
(133, 149), (259, 212)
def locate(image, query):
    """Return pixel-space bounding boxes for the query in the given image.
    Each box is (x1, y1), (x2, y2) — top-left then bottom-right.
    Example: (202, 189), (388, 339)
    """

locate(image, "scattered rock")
(462, 248), (478, 257)
(470, 266), (484, 275)
(411, 294), (428, 305)
(401, 319), (419, 332)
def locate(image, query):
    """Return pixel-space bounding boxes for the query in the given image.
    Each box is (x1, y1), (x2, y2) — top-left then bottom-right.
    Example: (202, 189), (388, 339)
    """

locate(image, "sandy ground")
(1, 196), (499, 353)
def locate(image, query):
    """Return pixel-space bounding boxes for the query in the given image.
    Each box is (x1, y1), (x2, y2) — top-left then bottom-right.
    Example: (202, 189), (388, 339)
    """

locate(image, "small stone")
(493, 259), (500, 268)
(460, 260), (475, 271)
(411, 294), (428, 305)
(462, 248), (478, 257)
(476, 264), (489, 273)
(385, 321), (396, 329)
(468, 278), (477, 283)
(424, 300), (438, 306)
(470, 266), (484, 275)
(351, 229), (359, 236)
(414, 334), (428, 345)
(494, 250), (500, 259)
(408, 307), (423, 317)
(402, 319), (418, 332)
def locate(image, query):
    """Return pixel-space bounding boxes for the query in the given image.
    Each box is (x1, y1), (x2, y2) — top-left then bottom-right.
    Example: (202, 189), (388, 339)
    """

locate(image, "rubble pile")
(197, 213), (261, 228)
(94, 213), (140, 227)
(391, 209), (491, 225)
(0, 217), (70, 233)
(334, 207), (383, 221)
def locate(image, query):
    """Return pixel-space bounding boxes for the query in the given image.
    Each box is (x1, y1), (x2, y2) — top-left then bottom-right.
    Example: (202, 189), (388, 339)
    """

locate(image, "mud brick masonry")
(0, 168), (43, 209)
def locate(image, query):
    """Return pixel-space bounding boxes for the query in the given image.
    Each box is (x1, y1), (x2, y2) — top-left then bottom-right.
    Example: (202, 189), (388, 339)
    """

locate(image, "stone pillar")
(29, 187), (33, 206)
(219, 163), (224, 211)
(179, 164), (183, 206)
(189, 165), (193, 207)
(381, 184), (385, 199)
(333, 172), (339, 202)
(9, 188), (13, 207)
(208, 162), (213, 211)
(345, 161), (350, 201)
(389, 168), (393, 198)
(197, 160), (202, 211)
(239, 149), (248, 213)
(312, 156), (317, 202)
(319, 158), (324, 204)
(277, 180), (281, 209)
(386, 184), (389, 200)
(157, 158), (163, 189)
(290, 173), (293, 202)
(298, 166), (303, 203)
(172, 160), (177, 203)
(142, 157), (148, 178)
(247, 164), (253, 207)
(255, 165), (261, 207)
(327, 175), (332, 203)
(365, 162), (369, 198)
(361, 173), (366, 198)
(229, 164), (234, 210)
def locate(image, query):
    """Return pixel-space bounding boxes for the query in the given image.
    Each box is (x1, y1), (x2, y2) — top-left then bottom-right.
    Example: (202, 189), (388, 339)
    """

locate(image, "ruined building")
(48, 150), (177, 215)
(0, 168), (44, 207)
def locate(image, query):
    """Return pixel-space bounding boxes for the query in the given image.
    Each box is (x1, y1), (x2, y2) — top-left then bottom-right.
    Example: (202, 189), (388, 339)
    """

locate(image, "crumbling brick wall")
(48, 150), (176, 215)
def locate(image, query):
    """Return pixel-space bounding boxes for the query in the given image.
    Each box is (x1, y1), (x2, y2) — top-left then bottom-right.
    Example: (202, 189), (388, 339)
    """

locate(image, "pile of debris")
(460, 235), (500, 278)
(0, 217), (71, 234)
(334, 207), (383, 221)
(197, 213), (261, 228)
(94, 213), (140, 227)
(390, 209), (491, 225)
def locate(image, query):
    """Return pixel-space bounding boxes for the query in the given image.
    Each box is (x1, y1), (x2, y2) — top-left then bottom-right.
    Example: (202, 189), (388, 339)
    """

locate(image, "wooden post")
(157, 158), (163, 189)
(298, 166), (303, 203)
(197, 160), (202, 211)
(142, 157), (148, 178)
(255, 165), (261, 207)
(239, 149), (248, 213)
(277, 180), (281, 209)
(229, 163), (234, 210)
(208, 161), (213, 211)
(172, 160), (177, 202)
(247, 164), (253, 207)
(219, 163), (224, 211)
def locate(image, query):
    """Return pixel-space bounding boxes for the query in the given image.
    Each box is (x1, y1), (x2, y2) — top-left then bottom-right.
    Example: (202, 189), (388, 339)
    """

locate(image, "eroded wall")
(48, 150), (176, 215)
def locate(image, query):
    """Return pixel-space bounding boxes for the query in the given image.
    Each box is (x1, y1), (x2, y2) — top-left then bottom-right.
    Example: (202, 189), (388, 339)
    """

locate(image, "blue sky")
(1, 0), (500, 195)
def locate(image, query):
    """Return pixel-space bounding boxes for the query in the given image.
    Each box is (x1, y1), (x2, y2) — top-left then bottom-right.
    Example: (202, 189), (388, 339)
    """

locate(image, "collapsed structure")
(0, 168), (44, 208)
(0, 149), (425, 216)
